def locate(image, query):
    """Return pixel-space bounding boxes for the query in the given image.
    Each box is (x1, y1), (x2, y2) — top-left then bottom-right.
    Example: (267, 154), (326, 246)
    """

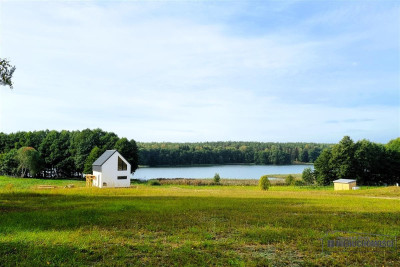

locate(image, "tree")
(70, 129), (102, 174)
(285, 174), (295, 185)
(314, 148), (334, 185)
(300, 149), (309, 163)
(330, 136), (356, 179)
(0, 149), (19, 176)
(16, 147), (41, 177)
(213, 173), (221, 184)
(84, 146), (103, 174)
(314, 136), (399, 186)
(302, 167), (315, 185)
(386, 137), (400, 153)
(114, 138), (139, 173)
(259, 175), (271, 190)
(0, 59), (16, 88)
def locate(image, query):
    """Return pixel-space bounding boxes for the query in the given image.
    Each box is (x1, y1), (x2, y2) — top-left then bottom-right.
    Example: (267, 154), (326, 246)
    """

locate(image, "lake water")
(132, 164), (314, 180)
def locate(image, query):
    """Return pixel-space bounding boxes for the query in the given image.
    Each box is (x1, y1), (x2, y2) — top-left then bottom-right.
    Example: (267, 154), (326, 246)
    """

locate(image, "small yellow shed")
(333, 179), (357, 190)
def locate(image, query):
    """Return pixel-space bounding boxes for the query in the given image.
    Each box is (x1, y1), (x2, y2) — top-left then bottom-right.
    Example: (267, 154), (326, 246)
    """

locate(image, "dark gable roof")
(92, 150), (117, 166)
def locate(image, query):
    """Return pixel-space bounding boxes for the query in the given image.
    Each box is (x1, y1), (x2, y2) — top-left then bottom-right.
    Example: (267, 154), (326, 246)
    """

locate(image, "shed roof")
(92, 150), (117, 166)
(333, 179), (356, 184)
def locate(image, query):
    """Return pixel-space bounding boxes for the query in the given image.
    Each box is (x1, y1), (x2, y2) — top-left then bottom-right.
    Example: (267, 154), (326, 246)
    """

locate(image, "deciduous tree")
(16, 147), (41, 177)
(0, 59), (16, 88)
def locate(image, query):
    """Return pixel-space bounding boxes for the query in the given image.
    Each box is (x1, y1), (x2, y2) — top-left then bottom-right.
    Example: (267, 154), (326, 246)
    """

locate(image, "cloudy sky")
(0, 1), (399, 143)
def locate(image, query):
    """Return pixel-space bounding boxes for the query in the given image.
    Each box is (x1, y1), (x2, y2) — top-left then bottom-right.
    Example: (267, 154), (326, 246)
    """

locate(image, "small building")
(92, 150), (131, 188)
(333, 179), (357, 190)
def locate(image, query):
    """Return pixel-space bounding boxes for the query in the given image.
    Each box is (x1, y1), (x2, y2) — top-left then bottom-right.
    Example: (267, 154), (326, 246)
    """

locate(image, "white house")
(92, 150), (131, 188)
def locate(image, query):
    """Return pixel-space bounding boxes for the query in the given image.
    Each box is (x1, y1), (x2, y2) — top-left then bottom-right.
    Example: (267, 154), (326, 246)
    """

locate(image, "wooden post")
(85, 175), (96, 187)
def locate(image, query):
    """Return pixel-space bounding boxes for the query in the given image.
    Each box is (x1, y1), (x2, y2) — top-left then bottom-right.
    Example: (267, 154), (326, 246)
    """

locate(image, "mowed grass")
(0, 176), (399, 266)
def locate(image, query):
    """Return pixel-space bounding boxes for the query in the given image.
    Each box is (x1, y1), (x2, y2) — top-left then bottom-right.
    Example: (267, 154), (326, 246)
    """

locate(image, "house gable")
(92, 150), (131, 188)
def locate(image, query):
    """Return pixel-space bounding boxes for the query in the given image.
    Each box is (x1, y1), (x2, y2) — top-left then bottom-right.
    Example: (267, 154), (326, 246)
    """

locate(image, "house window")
(118, 176), (127, 180)
(118, 156), (127, 171)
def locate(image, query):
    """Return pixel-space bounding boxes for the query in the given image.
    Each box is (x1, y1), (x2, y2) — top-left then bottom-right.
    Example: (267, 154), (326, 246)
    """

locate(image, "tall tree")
(386, 137), (400, 153)
(16, 147), (41, 177)
(114, 138), (139, 173)
(314, 136), (399, 185)
(0, 149), (19, 176)
(84, 146), (103, 174)
(330, 136), (357, 179)
(314, 148), (334, 185)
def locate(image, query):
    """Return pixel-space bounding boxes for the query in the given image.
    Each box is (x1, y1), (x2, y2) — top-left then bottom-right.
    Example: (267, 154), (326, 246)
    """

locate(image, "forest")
(0, 129), (139, 178)
(138, 141), (330, 166)
(0, 129), (330, 178)
(313, 136), (400, 185)
(1, 129), (398, 186)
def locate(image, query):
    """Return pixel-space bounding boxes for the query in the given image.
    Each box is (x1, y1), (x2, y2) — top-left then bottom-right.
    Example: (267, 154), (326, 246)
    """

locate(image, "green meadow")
(0, 176), (399, 266)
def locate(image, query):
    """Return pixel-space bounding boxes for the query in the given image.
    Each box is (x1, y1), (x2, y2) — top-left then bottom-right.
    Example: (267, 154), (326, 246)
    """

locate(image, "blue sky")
(0, 1), (399, 143)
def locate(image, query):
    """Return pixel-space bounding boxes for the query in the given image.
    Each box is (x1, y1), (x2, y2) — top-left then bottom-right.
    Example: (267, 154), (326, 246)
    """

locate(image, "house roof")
(333, 179), (356, 184)
(92, 150), (117, 166)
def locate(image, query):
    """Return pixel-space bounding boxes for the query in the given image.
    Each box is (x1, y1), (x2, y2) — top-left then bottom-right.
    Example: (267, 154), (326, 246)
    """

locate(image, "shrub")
(302, 167), (315, 185)
(285, 175), (295, 185)
(148, 179), (161, 186)
(294, 180), (306, 186)
(213, 173), (221, 184)
(259, 175), (271, 190)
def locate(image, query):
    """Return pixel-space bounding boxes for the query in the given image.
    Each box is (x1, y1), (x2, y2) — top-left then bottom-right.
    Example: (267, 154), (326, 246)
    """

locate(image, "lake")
(132, 164), (314, 180)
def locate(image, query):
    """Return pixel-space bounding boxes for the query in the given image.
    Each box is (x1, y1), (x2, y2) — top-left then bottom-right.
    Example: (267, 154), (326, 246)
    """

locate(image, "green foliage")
(213, 173), (221, 184)
(314, 149), (333, 185)
(138, 142), (331, 166)
(285, 175), (295, 185)
(148, 179), (161, 186)
(83, 146), (103, 174)
(300, 149), (309, 162)
(0, 58), (16, 88)
(0, 129), (139, 178)
(302, 167), (315, 185)
(16, 147), (41, 177)
(294, 180), (306, 186)
(259, 175), (270, 190)
(0, 149), (18, 176)
(314, 136), (400, 185)
(114, 138), (139, 173)
(386, 137), (400, 153)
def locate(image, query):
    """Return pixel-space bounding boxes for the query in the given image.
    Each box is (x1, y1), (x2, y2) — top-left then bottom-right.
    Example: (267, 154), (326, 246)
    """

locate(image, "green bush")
(285, 175), (295, 185)
(259, 175), (271, 190)
(294, 180), (306, 186)
(302, 167), (315, 185)
(213, 173), (221, 184)
(148, 179), (161, 186)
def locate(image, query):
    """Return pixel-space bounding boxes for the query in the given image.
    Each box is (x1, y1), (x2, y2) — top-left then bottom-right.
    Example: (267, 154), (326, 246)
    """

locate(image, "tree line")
(0, 129), (139, 178)
(137, 142), (331, 166)
(307, 136), (400, 186)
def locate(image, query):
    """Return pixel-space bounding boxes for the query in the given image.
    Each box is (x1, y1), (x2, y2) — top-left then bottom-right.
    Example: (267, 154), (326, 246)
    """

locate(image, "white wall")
(93, 170), (101, 187)
(93, 152), (131, 188)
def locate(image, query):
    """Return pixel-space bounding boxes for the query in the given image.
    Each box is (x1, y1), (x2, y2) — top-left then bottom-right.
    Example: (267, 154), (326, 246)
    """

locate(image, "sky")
(0, 0), (399, 143)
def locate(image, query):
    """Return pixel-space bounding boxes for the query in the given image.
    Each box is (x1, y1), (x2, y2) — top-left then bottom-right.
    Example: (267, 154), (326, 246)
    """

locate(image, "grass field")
(0, 176), (399, 266)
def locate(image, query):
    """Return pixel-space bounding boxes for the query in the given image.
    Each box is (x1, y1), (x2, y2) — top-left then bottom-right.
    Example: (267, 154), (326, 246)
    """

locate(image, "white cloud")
(0, 1), (398, 143)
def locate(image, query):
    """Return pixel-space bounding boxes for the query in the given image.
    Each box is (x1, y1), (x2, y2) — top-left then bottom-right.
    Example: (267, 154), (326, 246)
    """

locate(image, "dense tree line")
(138, 142), (331, 166)
(313, 136), (400, 185)
(0, 129), (139, 178)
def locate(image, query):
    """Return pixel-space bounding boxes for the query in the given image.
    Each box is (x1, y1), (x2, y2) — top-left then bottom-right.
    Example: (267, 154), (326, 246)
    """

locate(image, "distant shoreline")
(138, 162), (313, 168)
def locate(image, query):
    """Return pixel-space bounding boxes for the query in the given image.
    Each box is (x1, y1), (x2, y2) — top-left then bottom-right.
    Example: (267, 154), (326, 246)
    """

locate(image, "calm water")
(132, 164), (313, 180)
